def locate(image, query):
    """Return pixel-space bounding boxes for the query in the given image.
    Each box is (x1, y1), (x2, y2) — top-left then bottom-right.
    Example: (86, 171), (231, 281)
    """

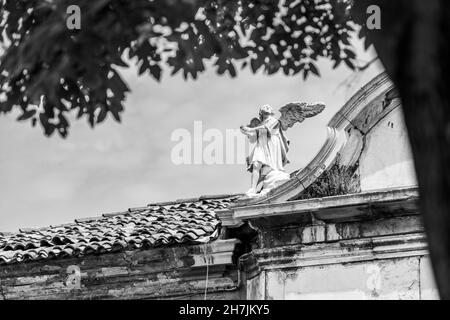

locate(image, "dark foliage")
(0, 0), (356, 137)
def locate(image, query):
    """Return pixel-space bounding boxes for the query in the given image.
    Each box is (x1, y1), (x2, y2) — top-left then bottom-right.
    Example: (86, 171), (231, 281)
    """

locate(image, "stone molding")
(242, 232), (428, 279)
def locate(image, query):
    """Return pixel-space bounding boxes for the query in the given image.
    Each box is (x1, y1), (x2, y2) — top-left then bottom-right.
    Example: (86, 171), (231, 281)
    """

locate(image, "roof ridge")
(199, 193), (242, 200)
(147, 194), (240, 207)
(18, 227), (50, 233)
(74, 216), (106, 223)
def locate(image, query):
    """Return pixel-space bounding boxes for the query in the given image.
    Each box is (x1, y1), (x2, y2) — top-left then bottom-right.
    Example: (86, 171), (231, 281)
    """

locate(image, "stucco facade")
(358, 95), (417, 191)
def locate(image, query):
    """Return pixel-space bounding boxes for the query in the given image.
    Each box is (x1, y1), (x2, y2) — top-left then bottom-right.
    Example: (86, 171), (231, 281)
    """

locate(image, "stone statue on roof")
(240, 102), (325, 197)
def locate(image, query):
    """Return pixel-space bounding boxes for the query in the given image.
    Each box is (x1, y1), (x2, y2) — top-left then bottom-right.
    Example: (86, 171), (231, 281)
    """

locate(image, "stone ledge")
(224, 186), (419, 227)
(243, 233), (428, 275)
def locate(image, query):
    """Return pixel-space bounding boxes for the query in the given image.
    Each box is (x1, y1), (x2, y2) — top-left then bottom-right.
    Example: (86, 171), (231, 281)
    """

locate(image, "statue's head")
(259, 104), (274, 120)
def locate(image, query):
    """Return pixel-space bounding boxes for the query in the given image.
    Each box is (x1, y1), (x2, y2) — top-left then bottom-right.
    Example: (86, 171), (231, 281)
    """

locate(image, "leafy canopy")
(0, 0), (357, 137)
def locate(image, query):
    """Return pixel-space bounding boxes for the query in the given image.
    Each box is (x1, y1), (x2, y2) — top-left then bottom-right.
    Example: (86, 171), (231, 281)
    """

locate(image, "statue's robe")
(247, 115), (290, 173)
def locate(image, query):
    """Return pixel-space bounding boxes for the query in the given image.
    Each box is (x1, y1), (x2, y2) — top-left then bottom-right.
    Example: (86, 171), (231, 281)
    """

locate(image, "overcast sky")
(0, 39), (384, 232)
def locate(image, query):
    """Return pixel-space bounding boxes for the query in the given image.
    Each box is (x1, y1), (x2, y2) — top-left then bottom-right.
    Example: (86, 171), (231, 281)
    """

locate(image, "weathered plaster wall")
(262, 256), (437, 300)
(359, 105), (417, 191)
(246, 243), (438, 300)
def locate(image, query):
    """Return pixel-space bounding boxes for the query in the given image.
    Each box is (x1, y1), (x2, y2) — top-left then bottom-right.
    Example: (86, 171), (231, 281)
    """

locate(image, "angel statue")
(240, 102), (326, 197)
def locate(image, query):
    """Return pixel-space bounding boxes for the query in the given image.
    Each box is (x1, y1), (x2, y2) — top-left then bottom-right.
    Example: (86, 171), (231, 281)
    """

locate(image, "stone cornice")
(186, 238), (241, 267)
(243, 233), (428, 275)
(219, 187), (419, 227)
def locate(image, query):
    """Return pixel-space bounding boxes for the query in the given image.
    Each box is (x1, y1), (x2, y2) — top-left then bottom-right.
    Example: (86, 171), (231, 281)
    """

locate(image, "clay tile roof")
(0, 195), (240, 265)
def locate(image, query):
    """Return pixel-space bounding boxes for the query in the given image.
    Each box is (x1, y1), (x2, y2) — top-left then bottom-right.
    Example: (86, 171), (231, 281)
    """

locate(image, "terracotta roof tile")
(0, 195), (240, 265)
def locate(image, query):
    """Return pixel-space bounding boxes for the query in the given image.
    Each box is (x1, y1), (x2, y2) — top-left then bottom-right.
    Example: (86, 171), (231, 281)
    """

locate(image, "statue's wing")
(278, 102), (325, 131)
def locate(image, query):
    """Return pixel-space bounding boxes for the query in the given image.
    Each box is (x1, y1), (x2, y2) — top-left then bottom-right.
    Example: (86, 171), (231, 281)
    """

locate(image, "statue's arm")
(240, 126), (252, 136)
(244, 125), (264, 132)
(247, 118), (278, 133)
